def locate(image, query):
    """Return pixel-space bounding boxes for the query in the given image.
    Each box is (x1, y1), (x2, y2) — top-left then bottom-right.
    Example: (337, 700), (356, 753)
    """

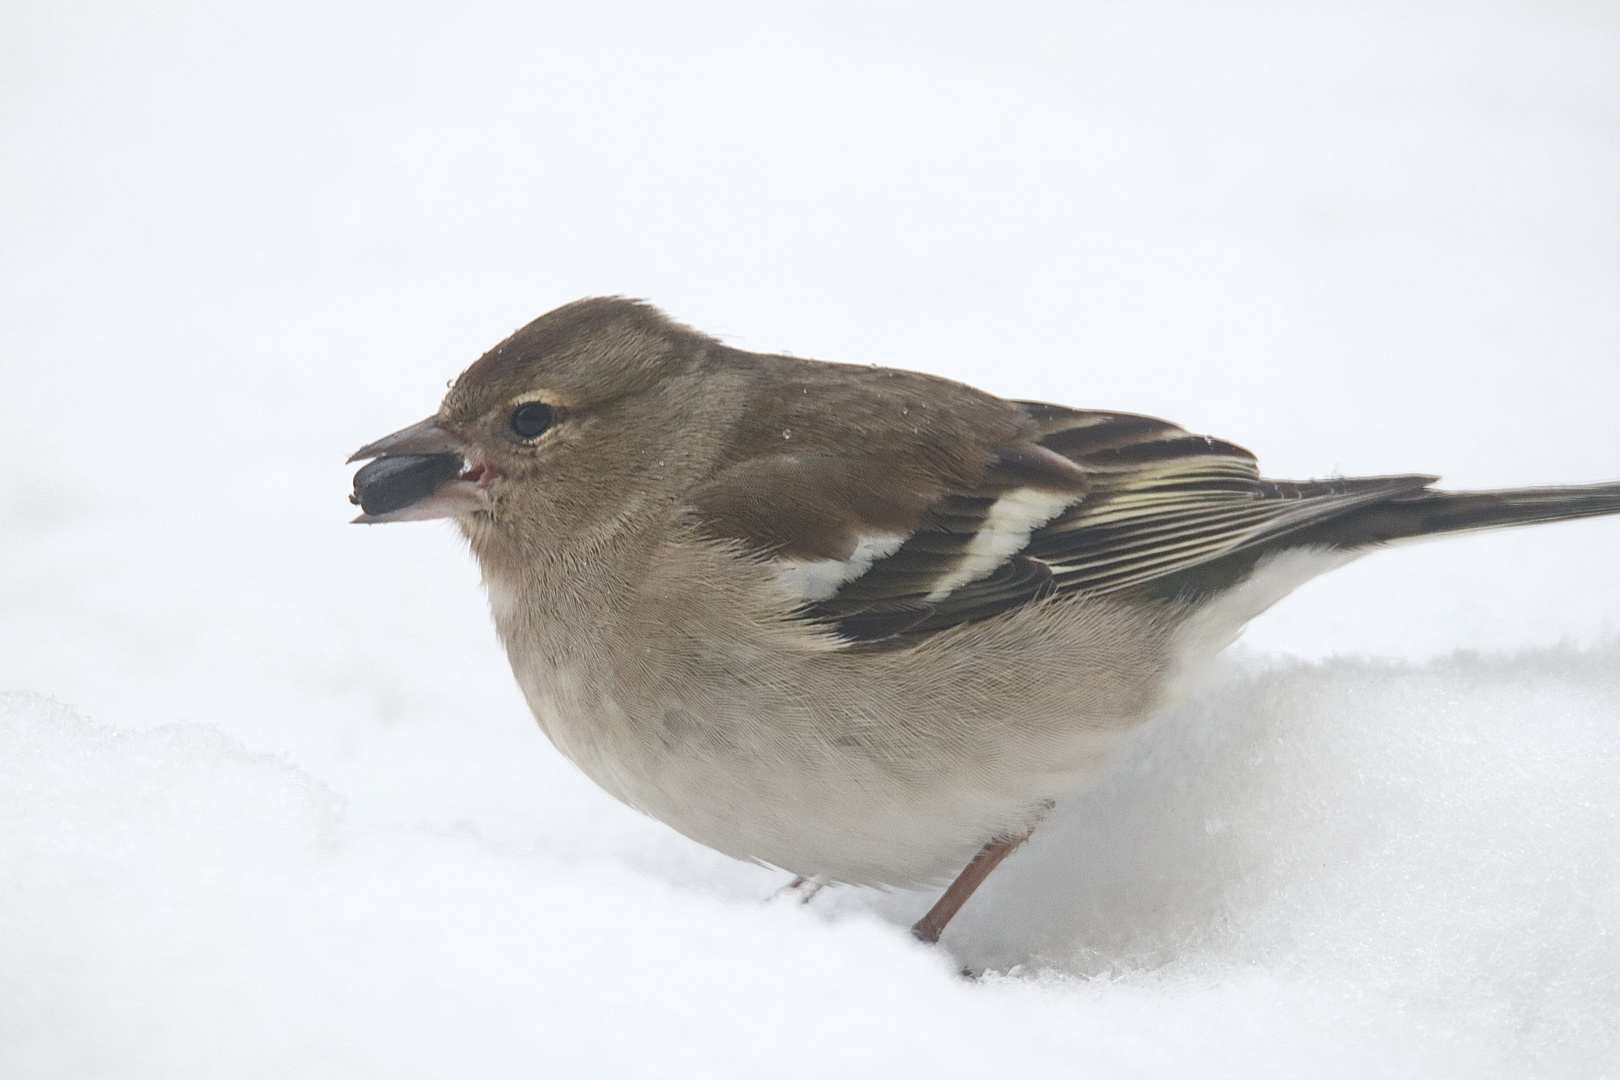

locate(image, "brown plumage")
(349, 296), (1620, 942)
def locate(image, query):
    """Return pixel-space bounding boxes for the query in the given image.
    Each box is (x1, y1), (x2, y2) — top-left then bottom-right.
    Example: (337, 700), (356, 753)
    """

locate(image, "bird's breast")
(474, 529), (1187, 886)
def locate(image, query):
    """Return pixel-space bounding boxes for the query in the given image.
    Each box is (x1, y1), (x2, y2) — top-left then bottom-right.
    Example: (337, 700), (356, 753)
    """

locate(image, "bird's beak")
(347, 416), (490, 524)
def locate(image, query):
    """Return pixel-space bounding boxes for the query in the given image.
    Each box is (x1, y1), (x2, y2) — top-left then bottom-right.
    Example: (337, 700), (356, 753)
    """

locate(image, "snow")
(2, 1), (1617, 1076)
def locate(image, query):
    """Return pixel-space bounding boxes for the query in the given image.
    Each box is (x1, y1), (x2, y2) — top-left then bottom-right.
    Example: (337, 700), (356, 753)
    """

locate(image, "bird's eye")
(509, 402), (555, 440)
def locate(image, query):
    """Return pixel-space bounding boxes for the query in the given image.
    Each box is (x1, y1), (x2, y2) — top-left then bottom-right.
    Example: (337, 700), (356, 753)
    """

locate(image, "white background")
(2, 2), (1617, 1076)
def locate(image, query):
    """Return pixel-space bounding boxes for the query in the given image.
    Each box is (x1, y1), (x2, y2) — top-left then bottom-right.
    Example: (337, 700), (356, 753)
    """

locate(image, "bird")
(348, 296), (1620, 944)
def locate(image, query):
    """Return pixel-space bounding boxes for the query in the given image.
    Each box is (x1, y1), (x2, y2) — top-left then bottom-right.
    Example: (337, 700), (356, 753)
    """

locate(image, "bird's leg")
(911, 819), (1042, 944)
(768, 874), (827, 905)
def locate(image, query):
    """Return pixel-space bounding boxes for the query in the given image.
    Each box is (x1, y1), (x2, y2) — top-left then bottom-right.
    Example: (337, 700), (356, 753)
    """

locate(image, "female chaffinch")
(351, 297), (1620, 943)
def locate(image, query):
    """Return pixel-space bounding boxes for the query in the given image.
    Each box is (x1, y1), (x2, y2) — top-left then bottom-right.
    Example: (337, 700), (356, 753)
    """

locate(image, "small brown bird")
(350, 297), (1620, 943)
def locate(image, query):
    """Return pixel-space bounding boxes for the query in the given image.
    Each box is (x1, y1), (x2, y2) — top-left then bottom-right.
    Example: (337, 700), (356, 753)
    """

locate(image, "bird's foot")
(766, 875), (827, 906)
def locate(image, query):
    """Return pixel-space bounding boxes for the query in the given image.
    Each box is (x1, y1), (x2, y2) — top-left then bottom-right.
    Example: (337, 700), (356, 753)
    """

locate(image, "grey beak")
(348, 416), (464, 463)
(348, 416), (477, 522)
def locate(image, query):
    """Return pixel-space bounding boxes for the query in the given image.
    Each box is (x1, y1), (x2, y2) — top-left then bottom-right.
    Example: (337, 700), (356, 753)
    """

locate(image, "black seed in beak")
(352, 453), (465, 516)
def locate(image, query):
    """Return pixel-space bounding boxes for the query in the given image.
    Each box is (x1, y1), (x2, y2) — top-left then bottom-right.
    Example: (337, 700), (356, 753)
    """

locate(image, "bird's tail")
(1327, 482), (1620, 547)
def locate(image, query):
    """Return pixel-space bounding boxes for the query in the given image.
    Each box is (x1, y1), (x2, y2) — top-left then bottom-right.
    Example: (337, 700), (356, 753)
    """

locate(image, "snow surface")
(2, 1), (1618, 1076)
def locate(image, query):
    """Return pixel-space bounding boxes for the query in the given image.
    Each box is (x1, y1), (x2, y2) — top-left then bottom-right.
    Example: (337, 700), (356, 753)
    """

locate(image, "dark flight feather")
(693, 396), (1620, 646)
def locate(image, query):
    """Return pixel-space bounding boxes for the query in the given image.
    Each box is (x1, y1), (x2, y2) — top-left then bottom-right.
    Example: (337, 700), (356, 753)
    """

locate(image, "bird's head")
(348, 297), (740, 548)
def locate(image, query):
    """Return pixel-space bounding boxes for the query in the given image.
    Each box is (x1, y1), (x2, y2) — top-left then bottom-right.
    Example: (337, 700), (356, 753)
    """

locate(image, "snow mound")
(920, 648), (1620, 1075)
(4, 647), (1617, 1078)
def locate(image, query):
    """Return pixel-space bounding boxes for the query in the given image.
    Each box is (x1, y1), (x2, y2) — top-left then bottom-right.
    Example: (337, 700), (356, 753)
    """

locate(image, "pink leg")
(911, 824), (1039, 944)
(769, 875), (827, 905)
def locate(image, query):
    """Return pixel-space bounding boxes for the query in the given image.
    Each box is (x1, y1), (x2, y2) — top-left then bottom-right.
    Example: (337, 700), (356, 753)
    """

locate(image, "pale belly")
(489, 544), (1352, 887)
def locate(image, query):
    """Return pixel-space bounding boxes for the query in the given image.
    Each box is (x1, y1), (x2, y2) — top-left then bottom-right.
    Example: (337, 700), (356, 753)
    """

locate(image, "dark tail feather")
(1320, 482), (1620, 547)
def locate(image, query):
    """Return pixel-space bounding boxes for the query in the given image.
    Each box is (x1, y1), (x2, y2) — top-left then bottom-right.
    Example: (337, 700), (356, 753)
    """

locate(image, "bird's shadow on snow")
(805, 658), (1297, 973)
(806, 645), (1620, 976)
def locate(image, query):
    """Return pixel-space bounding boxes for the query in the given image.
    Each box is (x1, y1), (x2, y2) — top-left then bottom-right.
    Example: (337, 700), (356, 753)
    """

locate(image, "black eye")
(509, 402), (555, 440)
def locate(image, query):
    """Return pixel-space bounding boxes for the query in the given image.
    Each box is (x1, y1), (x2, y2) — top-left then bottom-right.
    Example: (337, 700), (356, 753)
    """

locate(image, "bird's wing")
(691, 401), (1435, 644)
(1010, 403), (1435, 594)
